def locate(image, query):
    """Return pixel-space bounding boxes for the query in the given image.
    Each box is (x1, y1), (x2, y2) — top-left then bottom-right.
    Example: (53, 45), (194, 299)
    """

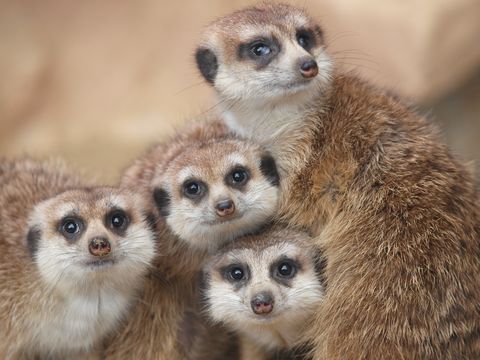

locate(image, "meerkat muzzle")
(215, 199), (235, 217)
(300, 59), (318, 79)
(251, 292), (274, 315)
(89, 237), (111, 257)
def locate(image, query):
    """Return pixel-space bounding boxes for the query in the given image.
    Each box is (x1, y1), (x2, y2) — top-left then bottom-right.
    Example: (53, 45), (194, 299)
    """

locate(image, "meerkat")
(196, 4), (480, 359)
(103, 118), (280, 359)
(203, 225), (324, 360)
(0, 158), (156, 359)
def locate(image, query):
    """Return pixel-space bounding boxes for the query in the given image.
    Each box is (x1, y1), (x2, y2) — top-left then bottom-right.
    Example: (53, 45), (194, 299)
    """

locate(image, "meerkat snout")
(89, 236), (111, 257)
(251, 291), (274, 315)
(299, 58), (318, 78)
(215, 199), (235, 217)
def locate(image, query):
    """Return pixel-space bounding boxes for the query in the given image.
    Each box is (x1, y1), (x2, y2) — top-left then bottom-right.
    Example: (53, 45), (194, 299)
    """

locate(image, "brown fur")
(0, 159), (86, 358)
(199, 4), (480, 359)
(102, 117), (237, 359)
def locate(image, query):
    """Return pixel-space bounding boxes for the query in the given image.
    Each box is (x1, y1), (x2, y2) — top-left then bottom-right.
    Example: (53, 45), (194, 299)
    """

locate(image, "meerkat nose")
(89, 237), (111, 257)
(300, 59), (318, 78)
(251, 292), (274, 315)
(215, 199), (235, 217)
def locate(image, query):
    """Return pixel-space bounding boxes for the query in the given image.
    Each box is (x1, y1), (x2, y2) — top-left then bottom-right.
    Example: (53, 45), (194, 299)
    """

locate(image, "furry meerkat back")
(196, 4), (480, 359)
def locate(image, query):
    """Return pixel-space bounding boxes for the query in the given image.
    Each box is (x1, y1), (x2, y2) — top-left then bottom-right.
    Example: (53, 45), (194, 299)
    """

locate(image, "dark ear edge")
(153, 188), (171, 218)
(260, 154), (280, 187)
(27, 226), (41, 258)
(313, 250), (327, 289)
(195, 47), (218, 85)
(144, 211), (158, 235)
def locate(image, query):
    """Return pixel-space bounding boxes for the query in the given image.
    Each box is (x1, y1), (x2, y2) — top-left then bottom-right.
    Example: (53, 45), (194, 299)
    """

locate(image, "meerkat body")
(203, 226), (324, 360)
(0, 159), (156, 359)
(196, 4), (480, 359)
(103, 118), (280, 358)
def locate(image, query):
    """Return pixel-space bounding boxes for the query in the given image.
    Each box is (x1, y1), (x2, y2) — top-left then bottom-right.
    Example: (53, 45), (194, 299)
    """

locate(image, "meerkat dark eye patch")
(58, 216), (84, 242)
(238, 37), (280, 69)
(296, 28), (317, 52)
(106, 209), (130, 235)
(271, 257), (299, 286)
(182, 180), (207, 201)
(153, 188), (171, 217)
(225, 166), (250, 188)
(222, 263), (250, 289)
(195, 47), (218, 84)
(27, 226), (41, 258)
(260, 154), (280, 186)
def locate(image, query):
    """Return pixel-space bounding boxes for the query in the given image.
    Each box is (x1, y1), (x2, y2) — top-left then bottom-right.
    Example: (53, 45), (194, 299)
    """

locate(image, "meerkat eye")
(296, 29), (315, 51)
(251, 43), (271, 57)
(276, 261), (297, 278)
(229, 267), (245, 281)
(59, 217), (83, 240)
(183, 180), (206, 199)
(107, 210), (129, 231)
(227, 167), (249, 187)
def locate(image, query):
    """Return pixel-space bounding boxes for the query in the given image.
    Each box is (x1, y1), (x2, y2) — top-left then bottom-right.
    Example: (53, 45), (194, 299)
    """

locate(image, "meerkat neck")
(220, 95), (321, 179)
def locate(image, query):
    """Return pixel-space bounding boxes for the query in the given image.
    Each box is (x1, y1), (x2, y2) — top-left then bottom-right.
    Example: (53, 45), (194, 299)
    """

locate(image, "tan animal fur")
(104, 117), (280, 359)
(197, 4), (480, 359)
(0, 158), (156, 360)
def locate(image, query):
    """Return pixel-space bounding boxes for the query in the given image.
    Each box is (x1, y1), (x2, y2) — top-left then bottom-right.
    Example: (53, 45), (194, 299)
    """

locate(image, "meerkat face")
(196, 4), (332, 104)
(152, 139), (279, 252)
(204, 228), (324, 335)
(27, 187), (156, 293)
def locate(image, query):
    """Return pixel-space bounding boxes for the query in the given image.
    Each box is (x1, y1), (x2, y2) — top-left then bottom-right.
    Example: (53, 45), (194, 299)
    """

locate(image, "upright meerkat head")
(27, 187), (156, 293)
(151, 137), (280, 252)
(196, 3), (332, 105)
(203, 226), (324, 349)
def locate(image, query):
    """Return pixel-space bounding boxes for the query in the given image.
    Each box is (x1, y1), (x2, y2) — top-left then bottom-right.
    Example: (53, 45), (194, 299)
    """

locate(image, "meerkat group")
(1, 3), (478, 360)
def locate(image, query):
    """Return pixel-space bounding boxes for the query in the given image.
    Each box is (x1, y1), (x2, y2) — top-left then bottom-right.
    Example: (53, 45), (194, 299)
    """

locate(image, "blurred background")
(1, 0), (479, 183)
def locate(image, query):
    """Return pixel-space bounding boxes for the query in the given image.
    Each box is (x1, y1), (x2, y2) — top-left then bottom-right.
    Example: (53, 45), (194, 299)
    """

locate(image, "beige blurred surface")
(0, 0), (479, 183)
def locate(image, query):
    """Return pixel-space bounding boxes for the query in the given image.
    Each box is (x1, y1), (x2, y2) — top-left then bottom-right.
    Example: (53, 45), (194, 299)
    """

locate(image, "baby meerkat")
(0, 159), (156, 359)
(197, 4), (480, 359)
(103, 119), (280, 359)
(203, 226), (324, 359)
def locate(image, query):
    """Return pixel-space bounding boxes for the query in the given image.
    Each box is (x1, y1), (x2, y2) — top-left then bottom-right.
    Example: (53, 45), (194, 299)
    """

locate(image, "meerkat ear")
(260, 154), (280, 186)
(313, 252), (327, 288)
(195, 47), (218, 84)
(27, 226), (42, 258)
(153, 188), (171, 217)
(144, 211), (158, 234)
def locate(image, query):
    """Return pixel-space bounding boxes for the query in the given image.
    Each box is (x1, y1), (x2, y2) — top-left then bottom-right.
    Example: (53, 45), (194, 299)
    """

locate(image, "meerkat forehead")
(211, 226), (313, 268)
(205, 4), (312, 42)
(30, 187), (143, 227)
(159, 138), (263, 186)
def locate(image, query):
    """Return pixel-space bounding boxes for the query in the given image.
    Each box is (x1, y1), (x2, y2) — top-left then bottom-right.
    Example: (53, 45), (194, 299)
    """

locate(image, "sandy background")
(1, 0), (479, 183)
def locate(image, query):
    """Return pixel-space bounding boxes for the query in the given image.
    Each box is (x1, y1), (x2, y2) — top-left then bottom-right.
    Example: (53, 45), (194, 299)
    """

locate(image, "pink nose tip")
(300, 59), (318, 78)
(251, 292), (274, 315)
(89, 237), (111, 257)
(215, 199), (235, 217)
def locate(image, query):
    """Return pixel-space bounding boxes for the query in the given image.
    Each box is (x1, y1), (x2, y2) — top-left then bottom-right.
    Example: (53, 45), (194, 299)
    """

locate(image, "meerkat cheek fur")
(197, 4), (480, 359)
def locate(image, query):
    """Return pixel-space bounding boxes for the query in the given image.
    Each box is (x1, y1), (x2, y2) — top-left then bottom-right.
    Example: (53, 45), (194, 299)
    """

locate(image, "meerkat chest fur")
(30, 286), (132, 353)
